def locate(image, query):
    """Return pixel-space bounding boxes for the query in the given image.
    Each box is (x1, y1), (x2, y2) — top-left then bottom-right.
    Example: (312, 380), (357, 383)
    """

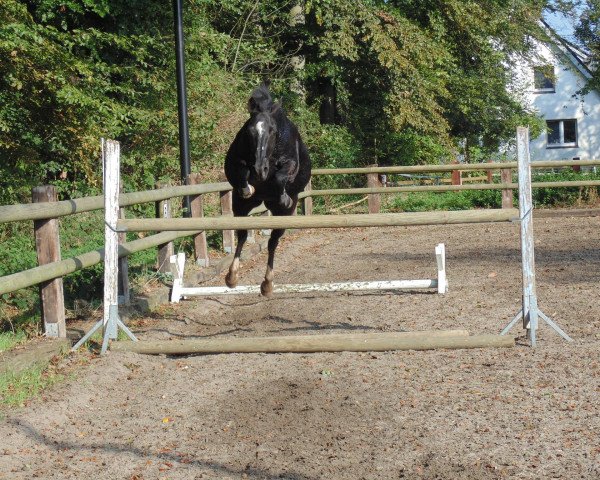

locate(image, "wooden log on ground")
(534, 207), (600, 218)
(111, 331), (515, 355)
(117, 208), (519, 232)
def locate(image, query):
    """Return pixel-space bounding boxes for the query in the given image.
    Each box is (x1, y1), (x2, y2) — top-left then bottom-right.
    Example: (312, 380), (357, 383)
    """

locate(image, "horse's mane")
(248, 84), (276, 113)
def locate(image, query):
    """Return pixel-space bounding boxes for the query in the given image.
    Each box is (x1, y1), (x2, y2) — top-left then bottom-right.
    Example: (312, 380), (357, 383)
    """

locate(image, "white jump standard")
(170, 243), (448, 302)
(500, 127), (572, 345)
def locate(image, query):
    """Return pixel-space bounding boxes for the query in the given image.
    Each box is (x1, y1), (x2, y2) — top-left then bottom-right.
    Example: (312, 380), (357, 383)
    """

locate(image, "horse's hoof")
(279, 194), (293, 209)
(241, 185), (255, 199)
(225, 271), (238, 289)
(260, 279), (273, 297)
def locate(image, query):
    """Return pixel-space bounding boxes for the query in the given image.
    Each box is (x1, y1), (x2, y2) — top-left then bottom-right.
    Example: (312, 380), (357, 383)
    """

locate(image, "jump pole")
(500, 127), (571, 346)
(112, 331), (515, 355)
(116, 208), (518, 231)
(170, 243), (448, 302)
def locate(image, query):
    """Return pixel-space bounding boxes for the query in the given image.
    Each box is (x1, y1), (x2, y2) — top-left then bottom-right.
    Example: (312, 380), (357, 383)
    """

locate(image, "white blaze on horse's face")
(256, 121), (265, 138)
(254, 116), (273, 182)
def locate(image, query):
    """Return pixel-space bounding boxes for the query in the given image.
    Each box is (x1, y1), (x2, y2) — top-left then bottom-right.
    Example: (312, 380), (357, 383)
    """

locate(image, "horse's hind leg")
(260, 198), (298, 297)
(261, 228), (285, 297)
(226, 195), (261, 289)
(225, 229), (248, 288)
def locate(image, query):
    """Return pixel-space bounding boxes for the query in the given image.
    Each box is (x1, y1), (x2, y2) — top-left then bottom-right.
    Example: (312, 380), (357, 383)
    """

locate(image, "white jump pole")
(170, 243), (447, 303)
(500, 127), (571, 345)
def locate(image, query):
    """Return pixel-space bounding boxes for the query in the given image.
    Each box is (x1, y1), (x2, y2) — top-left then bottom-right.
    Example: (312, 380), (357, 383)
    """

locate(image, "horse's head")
(247, 85), (279, 182)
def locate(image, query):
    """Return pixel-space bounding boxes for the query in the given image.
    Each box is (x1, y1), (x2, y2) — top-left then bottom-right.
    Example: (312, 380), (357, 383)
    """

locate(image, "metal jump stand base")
(501, 304), (572, 346)
(71, 304), (138, 354)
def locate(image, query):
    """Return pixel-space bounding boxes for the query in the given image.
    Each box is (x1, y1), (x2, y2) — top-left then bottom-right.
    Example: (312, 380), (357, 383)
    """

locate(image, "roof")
(540, 19), (593, 79)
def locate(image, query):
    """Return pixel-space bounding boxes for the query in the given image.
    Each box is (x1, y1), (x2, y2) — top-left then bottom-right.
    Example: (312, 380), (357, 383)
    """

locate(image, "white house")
(512, 23), (600, 161)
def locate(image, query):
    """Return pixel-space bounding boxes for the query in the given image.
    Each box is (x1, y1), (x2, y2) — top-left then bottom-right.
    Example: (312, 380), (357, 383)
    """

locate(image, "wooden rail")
(111, 331), (515, 354)
(117, 209), (519, 232)
(0, 229), (199, 296)
(2, 159), (599, 223)
(0, 182), (231, 224)
(311, 159), (600, 175)
(301, 180), (600, 198)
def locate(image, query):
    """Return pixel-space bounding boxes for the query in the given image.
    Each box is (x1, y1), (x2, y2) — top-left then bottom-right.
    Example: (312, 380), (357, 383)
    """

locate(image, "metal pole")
(173, 0), (191, 217)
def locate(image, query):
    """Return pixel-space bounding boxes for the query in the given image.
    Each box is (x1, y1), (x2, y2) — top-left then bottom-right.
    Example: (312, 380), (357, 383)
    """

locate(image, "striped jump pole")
(169, 243), (448, 303)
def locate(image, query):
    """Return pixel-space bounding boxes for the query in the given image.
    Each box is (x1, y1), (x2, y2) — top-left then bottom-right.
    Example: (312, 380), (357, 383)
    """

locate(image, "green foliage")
(532, 170), (600, 207)
(388, 189), (503, 212)
(303, 0), (550, 164)
(0, 0), (569, 207)
(387, 170), (600, 212)
(575, 1), (600, 94)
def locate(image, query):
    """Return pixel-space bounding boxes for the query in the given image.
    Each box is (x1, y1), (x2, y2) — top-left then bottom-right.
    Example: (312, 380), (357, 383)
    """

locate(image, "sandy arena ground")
(1, 215), (599, 479)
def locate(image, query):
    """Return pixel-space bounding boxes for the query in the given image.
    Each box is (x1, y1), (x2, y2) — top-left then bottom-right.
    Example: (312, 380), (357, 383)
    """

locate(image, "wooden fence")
(1, 157), (600, 338)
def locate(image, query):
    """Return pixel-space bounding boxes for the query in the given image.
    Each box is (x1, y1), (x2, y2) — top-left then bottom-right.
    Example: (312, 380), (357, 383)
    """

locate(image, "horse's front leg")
(230, 162), (255, 199)
(238, 165), (256, 199)
(273, 169), (293, 209)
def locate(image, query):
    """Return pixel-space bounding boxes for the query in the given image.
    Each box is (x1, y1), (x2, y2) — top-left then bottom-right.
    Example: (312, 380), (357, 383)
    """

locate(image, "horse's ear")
(270, 100), (281, 114)
(247, 97), (260, 114)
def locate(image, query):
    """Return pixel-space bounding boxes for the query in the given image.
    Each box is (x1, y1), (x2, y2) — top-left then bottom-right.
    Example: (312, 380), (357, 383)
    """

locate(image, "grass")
(0, 331), (27, 353)
(0, 363), (64, 409)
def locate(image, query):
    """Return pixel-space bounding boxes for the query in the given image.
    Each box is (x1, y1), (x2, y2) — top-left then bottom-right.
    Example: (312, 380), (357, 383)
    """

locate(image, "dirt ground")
(1, 215), (600, 479)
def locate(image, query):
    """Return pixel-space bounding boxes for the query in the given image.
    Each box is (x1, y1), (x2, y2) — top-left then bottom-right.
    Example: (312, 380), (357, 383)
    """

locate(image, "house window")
(534, 66), (555, 92)
(546, 119), (577, 148)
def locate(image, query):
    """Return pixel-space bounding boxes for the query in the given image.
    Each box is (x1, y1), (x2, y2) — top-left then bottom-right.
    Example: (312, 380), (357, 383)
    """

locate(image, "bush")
(385, 169), (600, 212)
(532, 171), (600, 207)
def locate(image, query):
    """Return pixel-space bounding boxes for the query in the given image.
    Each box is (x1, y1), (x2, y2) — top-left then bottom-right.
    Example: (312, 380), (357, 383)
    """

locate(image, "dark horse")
(224, 84), (311, 296)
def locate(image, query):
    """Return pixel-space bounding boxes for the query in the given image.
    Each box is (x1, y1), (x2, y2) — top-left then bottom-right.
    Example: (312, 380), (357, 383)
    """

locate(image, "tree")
(575, 1), (600, 91)
(300, 0), (554, 164)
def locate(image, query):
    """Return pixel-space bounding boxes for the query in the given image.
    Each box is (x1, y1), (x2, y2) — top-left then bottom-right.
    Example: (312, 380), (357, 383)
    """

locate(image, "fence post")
(367, 167), (382, 214)
(451, 161), (462, 186)
(501, 168), (513, 208)
(118, 182), (130, 304)
(186, 173), (210, 266)
(220, 178), (234, 253)
(303, 178), (313, 215)
(32, 186), (66, 338)
(487, 160), (493, 183)
(118, 206), (130, 304)
(156, 182), (174, 273)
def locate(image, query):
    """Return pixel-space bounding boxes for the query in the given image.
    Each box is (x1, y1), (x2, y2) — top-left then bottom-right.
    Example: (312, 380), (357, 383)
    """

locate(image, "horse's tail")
(248, 83), (274, 113)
